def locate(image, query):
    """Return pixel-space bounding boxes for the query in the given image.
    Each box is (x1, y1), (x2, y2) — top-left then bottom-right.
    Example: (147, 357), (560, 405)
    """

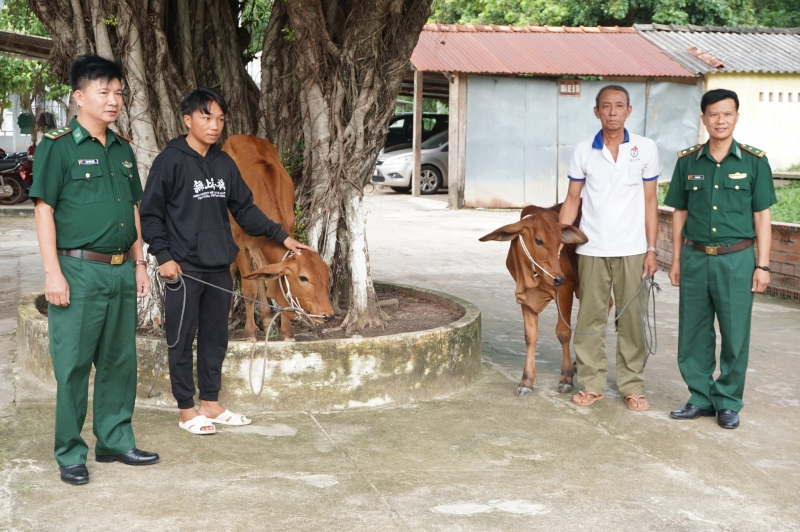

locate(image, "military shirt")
(664, 140), (777, 245)
(29, 117), (143, 255)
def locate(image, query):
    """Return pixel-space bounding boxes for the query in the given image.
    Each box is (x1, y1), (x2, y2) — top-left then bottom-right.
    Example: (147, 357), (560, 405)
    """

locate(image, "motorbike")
(0, 146), (35, 206)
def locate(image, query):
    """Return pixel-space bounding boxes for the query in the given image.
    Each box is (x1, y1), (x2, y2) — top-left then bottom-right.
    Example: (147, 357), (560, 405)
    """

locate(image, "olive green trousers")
(574, 254), (647, 397)
(677, 244), (755, 412)
(48, 255), (138, 466)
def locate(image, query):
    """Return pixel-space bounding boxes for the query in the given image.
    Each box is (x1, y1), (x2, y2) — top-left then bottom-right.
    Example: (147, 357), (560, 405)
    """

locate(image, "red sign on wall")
(559, 80), (581, 96)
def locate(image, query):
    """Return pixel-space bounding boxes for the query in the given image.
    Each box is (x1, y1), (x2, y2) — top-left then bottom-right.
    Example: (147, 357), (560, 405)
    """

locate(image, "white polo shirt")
(567, 129), (659, 257)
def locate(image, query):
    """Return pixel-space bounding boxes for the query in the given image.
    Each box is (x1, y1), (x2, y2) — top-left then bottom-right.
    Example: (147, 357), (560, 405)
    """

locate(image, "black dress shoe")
(717, 409), (740, 429)
(670, 403), (715, 420)
(96, 448), (160, 466)
(60, 464), (89, 485)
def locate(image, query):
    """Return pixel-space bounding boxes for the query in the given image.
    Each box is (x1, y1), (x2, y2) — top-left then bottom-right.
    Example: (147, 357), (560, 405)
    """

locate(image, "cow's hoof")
(558, 382), (574, 394)
(516, 385), (533, 397)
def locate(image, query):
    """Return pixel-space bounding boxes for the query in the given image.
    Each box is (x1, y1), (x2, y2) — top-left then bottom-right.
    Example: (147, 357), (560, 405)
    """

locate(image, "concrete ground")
(1, 190), (799, 531)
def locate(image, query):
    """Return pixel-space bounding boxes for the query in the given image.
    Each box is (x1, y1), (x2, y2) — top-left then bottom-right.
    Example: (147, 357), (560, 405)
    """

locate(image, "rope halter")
(278, 250), (327, 320)
(516, 230), (557, 281)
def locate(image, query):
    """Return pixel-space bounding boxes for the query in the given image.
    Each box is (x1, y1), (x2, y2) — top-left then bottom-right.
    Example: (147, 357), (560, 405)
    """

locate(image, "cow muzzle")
(554, 276), (566, 286)
(323, 313), (335, 322)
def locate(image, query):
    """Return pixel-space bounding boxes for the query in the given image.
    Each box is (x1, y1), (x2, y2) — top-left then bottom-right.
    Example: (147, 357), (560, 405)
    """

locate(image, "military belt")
(57, 248), (130, 265)
(685, 238), (754, 256)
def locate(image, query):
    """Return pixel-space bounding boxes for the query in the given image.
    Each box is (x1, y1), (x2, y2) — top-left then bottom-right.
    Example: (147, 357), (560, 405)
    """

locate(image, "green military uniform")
(664, 140), (777, 412)
(29, 117), (143, 467)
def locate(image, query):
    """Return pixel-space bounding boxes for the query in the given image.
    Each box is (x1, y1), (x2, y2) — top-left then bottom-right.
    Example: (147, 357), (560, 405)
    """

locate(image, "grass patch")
(658, 183), (669, 206)
(773, 182), (800, 224)
(657, 182), (800, 224)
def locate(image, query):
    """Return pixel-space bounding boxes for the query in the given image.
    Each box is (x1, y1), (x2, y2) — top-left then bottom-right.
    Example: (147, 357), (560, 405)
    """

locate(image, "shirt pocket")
(70, 165), (106, 204)
(117, 164), (135, 203)
(626, 163), (643, 186)
(684, 177), (706, 210)
(723, 176), (751, 212)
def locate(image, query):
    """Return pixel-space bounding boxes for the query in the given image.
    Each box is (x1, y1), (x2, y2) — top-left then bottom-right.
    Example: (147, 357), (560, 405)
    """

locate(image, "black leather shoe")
(60, 464), (89, 485)
(96, 448), (160, 466)
(670, 403), (715, 420)
(717, 409), (740, 429)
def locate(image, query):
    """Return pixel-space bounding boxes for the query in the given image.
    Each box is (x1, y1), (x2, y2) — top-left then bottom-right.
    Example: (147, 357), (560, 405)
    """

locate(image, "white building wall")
(705, 72), (800, 170)
(0, 95), (31, 152)
(0, 94), (69, 152)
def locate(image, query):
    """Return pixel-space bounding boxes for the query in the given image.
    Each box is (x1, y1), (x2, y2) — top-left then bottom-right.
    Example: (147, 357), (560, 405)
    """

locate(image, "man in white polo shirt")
(558, 85), (660, 411)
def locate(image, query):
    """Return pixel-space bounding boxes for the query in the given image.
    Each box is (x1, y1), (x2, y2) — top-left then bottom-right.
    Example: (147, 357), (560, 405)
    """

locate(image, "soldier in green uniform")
(664, 89), (777, 429)
(30, 55), (160, 485)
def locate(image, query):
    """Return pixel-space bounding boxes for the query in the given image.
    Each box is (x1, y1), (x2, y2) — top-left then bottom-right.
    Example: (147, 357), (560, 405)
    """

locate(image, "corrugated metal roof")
(410, 24), (693, 77)
(635, 24), (800, 74)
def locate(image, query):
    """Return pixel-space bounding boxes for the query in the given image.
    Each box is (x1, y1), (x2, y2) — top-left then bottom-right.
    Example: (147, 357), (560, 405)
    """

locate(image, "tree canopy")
(429, 0), (800, 27)
(0, 0), (69, 129)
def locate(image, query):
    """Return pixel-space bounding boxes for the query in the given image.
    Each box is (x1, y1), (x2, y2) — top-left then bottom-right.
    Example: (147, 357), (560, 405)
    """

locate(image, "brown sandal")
(572, 390), (605, 406)
(625, 393), (650, 411)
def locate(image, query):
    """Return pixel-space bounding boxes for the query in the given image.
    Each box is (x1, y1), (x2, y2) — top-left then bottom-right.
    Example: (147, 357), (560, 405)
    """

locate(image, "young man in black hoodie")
(140, 89), (310, 434)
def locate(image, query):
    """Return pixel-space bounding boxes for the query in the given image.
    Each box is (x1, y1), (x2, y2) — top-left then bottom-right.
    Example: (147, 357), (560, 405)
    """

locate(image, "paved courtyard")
(1, 190), (799, 531)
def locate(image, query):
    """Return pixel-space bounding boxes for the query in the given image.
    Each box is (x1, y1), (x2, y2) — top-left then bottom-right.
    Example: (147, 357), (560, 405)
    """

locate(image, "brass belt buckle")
(110, 254), (124, 265)
(705, 246), (718, 256)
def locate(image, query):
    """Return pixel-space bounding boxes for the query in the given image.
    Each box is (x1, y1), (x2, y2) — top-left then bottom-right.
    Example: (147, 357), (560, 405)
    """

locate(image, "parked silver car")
(371, 130), (448, 194)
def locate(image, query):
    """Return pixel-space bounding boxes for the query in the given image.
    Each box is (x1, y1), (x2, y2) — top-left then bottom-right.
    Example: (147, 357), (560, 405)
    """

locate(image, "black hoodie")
(140, 136), (289, 272)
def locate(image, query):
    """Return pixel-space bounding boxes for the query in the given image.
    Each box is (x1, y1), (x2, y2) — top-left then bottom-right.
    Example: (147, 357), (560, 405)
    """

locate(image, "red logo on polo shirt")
(631, 146), (639, 158)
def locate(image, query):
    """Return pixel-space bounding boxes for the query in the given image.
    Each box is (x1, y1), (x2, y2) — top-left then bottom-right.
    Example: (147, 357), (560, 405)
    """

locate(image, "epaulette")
(740, 143), (764, 158)
(116, 133), (134, 144)
(43, 126), (72, 140)
(677, 144), (702, 158)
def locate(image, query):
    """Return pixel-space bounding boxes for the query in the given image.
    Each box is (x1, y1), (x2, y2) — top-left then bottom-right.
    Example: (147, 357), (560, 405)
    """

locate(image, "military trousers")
(678, 244), (755, 412)
(574, 254), (646, 397)
(48, 255), (138, 466)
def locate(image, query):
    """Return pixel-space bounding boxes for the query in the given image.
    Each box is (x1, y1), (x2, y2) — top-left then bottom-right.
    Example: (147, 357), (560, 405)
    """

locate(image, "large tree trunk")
(31, 0), (432, 333)
(259, 0), (432, 331)
(29, 0), (260, 179)
(29, 0), (260, 326)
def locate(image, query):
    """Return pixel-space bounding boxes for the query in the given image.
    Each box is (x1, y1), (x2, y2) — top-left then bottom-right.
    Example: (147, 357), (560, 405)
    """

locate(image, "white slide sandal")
(209, 410), (252, 426)
(178, 415), (217, 435)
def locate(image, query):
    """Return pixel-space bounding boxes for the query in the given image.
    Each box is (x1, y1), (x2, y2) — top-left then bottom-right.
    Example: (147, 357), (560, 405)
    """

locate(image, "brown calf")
(222, 134), (334, 340)
(480, 204), (587, 395)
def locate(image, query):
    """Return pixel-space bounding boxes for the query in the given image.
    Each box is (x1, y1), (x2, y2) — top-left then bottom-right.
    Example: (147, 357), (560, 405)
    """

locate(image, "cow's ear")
(242, 263), (286, 281)
(560, 224), (588, 245)
(479, 220), (527, 242)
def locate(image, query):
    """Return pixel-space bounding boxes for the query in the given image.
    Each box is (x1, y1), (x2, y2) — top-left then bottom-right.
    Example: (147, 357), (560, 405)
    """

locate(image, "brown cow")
(480, 204), (588, 396)
(222, 134), (334, 340)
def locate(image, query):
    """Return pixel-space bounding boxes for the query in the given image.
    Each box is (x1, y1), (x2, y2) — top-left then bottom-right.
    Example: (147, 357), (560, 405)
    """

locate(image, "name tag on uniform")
(78, 159), (99, 165)
(728, 172), (747, 179)
(122, 161), (133, 168)
(688, 175), (704, 180)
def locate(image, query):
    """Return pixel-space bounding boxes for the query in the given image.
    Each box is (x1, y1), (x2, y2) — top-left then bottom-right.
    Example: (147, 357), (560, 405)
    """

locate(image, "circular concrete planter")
(17, 282), (481, 411)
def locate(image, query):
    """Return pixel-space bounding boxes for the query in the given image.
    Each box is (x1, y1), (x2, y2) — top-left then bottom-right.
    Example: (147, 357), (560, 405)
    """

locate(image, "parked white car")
(371, 130), (449, 194)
